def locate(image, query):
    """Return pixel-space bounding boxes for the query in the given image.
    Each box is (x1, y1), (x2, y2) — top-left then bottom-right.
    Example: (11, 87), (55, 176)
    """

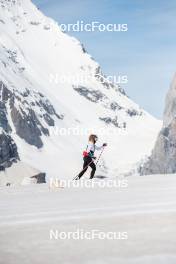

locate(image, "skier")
(77, 134), (107, 180)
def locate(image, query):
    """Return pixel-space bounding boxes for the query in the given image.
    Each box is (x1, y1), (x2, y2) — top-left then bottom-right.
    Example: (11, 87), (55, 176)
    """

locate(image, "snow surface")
(0, 174), (176, 263)
(0, 161), (40, 186)
(0, 0), (161, 178)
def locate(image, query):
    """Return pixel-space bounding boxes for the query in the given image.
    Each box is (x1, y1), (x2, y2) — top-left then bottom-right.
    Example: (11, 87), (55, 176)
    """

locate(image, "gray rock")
(99, 116), (126, 128)
(140, 74), (176, 175)
(0, 81), (12, 101)
(0, 81), (63, 149)
(0, 132), (19, 170)
(31, 173), (46, 183)
(94, 66), (114, 90)
(10, 104), (44, 148)
(127, 108), (142, 117)
(163, 73), (176, 127)
(110, 102), (122, 111)
(0, 101), (11, 132)
(73, 86), (104, 103)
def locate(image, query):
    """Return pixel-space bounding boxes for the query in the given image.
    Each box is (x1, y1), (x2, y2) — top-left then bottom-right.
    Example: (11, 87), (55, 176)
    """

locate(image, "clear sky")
(32, 0), (176, 119)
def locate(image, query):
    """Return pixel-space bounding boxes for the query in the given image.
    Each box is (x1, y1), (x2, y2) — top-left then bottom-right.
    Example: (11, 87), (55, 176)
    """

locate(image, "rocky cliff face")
(0, 0), (161, 178)
(0, 80), (63, 170)
(0, 132), (19, 170)
(140, 74), (176, 175)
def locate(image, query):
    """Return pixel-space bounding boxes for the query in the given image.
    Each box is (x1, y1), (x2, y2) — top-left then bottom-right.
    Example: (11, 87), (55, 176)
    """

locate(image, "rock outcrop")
(140, 74), (176, 175)
(0, 80), (63, 176)
(0, 81), (63, 148)
(0, 161), (46, 186)
(0, 132), (19, 170)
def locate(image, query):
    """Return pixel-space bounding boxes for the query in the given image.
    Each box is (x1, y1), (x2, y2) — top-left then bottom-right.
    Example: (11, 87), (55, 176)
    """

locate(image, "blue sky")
(33, 0), (176, 119)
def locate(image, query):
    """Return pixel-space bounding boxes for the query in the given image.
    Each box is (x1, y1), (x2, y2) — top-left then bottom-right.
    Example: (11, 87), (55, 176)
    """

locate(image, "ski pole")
(95, 146), (105, 165)
(73, 160), (94, 180)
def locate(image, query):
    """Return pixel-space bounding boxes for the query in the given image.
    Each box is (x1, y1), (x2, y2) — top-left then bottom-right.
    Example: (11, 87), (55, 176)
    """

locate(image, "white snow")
(0, 161), (41, 186)
(0, 174), (176, 263)
(0, 0), (162, 178)
(0, 1), (174, 263)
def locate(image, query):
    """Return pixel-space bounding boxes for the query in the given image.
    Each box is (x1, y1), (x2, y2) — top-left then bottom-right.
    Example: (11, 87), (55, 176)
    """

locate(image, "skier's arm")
(94, 145), (103, 151)
(95, 143), (107, 151)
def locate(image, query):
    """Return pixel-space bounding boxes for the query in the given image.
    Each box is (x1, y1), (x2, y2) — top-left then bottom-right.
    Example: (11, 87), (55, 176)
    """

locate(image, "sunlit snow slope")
(0, 0), (161, 179)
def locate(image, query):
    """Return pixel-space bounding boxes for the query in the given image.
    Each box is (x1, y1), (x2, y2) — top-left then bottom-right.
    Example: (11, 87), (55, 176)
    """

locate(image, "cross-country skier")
(77, 134), (107, 180)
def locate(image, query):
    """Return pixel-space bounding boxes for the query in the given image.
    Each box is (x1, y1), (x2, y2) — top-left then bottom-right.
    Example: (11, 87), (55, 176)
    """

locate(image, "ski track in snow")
(0, 202), (176, 226)
(0, 174), (176, 264)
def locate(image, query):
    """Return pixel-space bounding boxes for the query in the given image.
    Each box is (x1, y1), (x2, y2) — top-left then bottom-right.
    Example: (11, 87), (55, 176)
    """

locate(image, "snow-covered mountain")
(0, 0), (161, 182)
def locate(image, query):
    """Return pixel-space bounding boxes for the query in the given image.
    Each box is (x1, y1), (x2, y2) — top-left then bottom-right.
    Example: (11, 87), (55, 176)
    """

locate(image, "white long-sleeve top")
(86, 141), (103, 155)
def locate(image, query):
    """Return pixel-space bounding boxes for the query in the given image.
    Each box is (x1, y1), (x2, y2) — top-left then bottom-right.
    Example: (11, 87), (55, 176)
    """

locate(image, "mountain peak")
(164, 72), (176, 127)
(0, 0), (161, 179)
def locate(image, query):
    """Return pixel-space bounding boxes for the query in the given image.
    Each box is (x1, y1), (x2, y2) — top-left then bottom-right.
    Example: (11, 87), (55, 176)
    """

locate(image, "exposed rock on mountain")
(0, 0), (161, 179)
(140, 74), (176, 175)
(0, 81), (63, 148)
(0, 161), (46, 186)
(0, 131), (19, 170)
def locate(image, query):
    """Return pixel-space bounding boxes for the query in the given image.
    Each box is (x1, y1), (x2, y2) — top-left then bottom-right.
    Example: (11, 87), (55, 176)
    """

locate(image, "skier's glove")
(92, 156), (97, 160)
(103, 143), (107, 147)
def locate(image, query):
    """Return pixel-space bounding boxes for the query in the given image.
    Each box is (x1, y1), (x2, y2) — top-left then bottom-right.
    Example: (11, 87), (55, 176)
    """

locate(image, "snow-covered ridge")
(0, 0), (161, 179)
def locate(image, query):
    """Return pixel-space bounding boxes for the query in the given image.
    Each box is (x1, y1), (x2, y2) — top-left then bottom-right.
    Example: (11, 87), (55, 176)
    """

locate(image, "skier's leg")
(89, 162), (96, 179)
(77, 157), (89, 179)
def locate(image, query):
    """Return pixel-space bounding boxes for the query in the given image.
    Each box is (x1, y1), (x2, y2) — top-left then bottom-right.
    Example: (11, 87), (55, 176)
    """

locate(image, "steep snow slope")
(0, 0), (161, 179)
